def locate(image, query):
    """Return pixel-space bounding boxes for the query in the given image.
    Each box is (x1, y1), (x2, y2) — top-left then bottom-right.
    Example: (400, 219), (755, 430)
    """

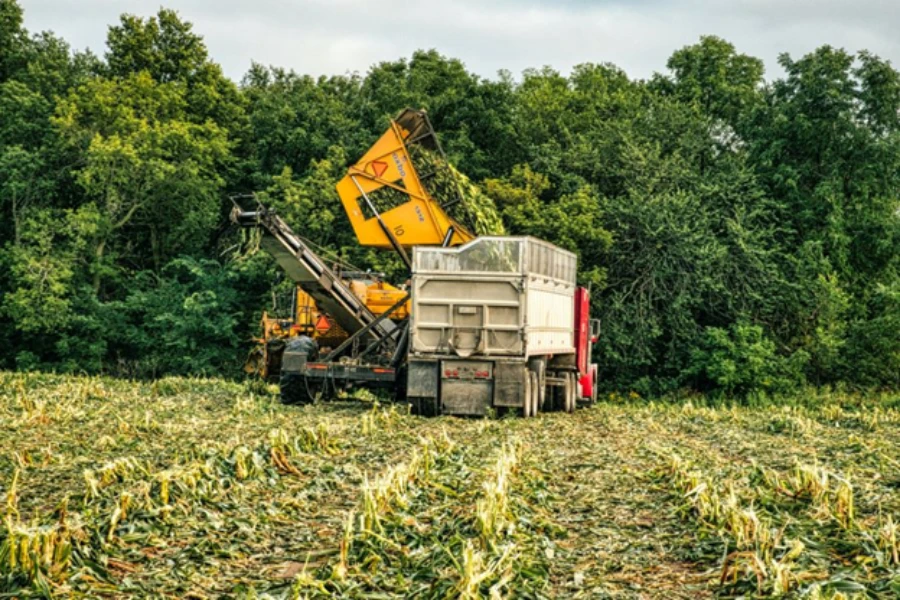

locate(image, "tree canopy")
(0, 4), (897, 395)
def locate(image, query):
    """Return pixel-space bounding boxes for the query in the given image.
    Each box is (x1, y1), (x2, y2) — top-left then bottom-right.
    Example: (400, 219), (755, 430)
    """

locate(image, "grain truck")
(234, 108), (599, 415)
(407, 236), (599, 416)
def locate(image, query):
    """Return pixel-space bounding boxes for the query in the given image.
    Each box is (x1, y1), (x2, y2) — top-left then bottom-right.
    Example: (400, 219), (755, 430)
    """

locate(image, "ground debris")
(1, 372), (897, 598)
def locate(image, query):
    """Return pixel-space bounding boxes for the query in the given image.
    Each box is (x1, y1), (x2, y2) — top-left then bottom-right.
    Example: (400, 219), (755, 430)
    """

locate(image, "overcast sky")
(20, 0), (900, 83)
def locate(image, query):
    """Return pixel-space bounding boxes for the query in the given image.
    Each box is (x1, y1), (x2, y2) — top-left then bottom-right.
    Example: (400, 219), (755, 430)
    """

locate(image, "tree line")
(1, 2), (897, 396)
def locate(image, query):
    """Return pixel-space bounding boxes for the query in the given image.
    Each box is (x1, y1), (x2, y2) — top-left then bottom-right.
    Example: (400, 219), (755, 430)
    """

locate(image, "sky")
(20, 0), (900, 83)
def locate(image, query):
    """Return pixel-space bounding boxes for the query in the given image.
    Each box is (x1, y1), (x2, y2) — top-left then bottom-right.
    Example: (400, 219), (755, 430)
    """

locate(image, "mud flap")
(490, 361), (525, 408)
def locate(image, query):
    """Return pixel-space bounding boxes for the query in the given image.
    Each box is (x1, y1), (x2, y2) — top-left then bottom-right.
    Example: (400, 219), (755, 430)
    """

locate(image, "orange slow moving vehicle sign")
(314, 314), (331, 334)
(369, 160), (388, 178)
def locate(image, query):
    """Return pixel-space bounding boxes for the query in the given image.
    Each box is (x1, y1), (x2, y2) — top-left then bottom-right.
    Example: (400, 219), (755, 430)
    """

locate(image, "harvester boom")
(232, 205), (396, 346)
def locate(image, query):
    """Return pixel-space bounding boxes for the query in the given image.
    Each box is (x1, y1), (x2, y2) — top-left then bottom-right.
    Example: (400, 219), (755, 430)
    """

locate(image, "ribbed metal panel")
(411, 237), (576, 359)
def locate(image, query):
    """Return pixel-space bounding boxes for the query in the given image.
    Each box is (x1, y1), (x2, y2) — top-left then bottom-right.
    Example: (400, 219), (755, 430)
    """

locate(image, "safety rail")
(413, 236), (577, 284)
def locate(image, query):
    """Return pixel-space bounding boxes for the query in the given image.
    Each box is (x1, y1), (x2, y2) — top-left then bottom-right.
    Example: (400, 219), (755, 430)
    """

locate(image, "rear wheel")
(394, 367), (408, 404)
(411, 396), (439, 417)
(559, 374), (569, 413)
(279, 372), (308, 405)
(535, 366), (546, 412)
(547, 372), (563, 412)
(568, 373), (578, 412)
(522, 372), (533, 417)
(529, 371), (540, 417)
(279, 372), (330, 405)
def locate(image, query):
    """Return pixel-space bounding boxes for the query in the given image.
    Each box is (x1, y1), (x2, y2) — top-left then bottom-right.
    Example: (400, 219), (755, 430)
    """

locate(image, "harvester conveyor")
(231, 205), (396, 348)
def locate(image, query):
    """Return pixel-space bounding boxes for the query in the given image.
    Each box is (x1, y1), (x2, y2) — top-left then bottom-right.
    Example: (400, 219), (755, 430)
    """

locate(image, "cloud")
(20, 0), (900, 82)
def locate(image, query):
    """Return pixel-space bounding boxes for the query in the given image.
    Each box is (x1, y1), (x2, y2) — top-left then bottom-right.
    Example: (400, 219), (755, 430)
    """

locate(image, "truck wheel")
(547, 372), (562, 412)
(306, 378), (331, 402)
(411, 396), (439, 417)
(522, 372), (533, 417)
(536, 367), (546, 412)
(530, 371), (540, 417)
(394, 367), (408, 404)
(567, 373), (577, 413)
(527, 359), (547, 412)
(279, 373), (308, 405)
(280, 373), (331, 405)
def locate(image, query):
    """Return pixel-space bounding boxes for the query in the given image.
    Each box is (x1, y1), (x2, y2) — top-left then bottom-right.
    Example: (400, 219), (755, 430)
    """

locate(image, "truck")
(233, 108), (599, 416)
(408, 236), (599, 416)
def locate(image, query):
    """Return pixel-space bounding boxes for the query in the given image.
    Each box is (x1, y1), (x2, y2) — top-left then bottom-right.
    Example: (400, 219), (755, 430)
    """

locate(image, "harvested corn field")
(1, 372), (898, 598)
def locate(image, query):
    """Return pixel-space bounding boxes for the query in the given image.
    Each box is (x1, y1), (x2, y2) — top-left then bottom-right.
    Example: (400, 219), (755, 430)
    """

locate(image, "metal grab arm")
(335, 108), (474, 250)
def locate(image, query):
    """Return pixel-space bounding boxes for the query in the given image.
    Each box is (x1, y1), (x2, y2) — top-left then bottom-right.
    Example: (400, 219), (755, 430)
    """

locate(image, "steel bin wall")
(525, 276), (575, 355)
(410, 237), (577, 359)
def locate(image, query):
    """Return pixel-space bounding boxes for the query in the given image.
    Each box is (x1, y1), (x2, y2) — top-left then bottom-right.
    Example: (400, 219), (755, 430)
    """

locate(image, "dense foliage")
(1, 2), (897, 394)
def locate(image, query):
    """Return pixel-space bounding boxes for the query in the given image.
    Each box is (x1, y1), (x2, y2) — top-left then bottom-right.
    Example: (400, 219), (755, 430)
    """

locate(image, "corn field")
(1, 373), (898, 598)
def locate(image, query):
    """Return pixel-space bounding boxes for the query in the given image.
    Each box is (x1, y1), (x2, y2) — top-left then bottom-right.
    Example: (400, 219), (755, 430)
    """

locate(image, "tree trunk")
(150, 223), (162, 274)
(12, 190), (19, 245)
(93, 239), (106, 296)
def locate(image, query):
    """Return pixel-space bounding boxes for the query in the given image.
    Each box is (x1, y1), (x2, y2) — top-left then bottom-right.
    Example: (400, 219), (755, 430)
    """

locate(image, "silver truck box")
(407, 237), (578, 416)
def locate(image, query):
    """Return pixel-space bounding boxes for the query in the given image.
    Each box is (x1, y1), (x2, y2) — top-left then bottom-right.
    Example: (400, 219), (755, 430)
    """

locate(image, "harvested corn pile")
(441, 163), (506, 237)
(408, 146), (506, 236)
(1, 372), (898, 598)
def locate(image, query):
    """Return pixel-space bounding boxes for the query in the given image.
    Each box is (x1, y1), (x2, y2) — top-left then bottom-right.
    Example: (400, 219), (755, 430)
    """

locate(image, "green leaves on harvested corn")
(408, 145), (506, 236)
(1, 371), (897, 597)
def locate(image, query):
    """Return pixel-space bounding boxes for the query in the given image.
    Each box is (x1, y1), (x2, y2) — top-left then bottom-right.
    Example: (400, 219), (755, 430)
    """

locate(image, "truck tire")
(279, 372), (308, 405)
(394, 367), (408, 404)
(566, 373), (577, 413)
(522, 372), (533, 417)
(279, 336), (322, 405)
(525, 359), (545, 416)
(547, 372), (562, 412)
(411, 396), (439, 417)
(280, 372), (330, 405)
(535, 363), (547, 412)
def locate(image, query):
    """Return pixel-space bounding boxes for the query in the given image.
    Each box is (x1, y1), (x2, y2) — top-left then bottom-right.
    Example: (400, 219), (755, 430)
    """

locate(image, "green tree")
(0, 145), (44, 244)
(241, 65), (363, 181)
(54, 72), (230, 290)
(0, 80), (54, 243)
(485, 164), (611, 286)
(119, 258), (243, 377)
(360, 50), (520, 178)
(688, 322), (806, 397)
(0, 206), (105, 369)
(662, 36), (764, 125)
(106, 8), (245, 130)
(0, 0), (25, 81)
(742, 46), (900, 387)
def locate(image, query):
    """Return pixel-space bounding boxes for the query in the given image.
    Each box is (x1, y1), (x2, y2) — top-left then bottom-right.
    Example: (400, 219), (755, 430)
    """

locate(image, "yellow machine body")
(244, 288), (333, 379)
(245, 282), (409, 379)
(335, 110), (474, 249)
(349, 280), (410, 320)
(246, 109), (467, 378)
